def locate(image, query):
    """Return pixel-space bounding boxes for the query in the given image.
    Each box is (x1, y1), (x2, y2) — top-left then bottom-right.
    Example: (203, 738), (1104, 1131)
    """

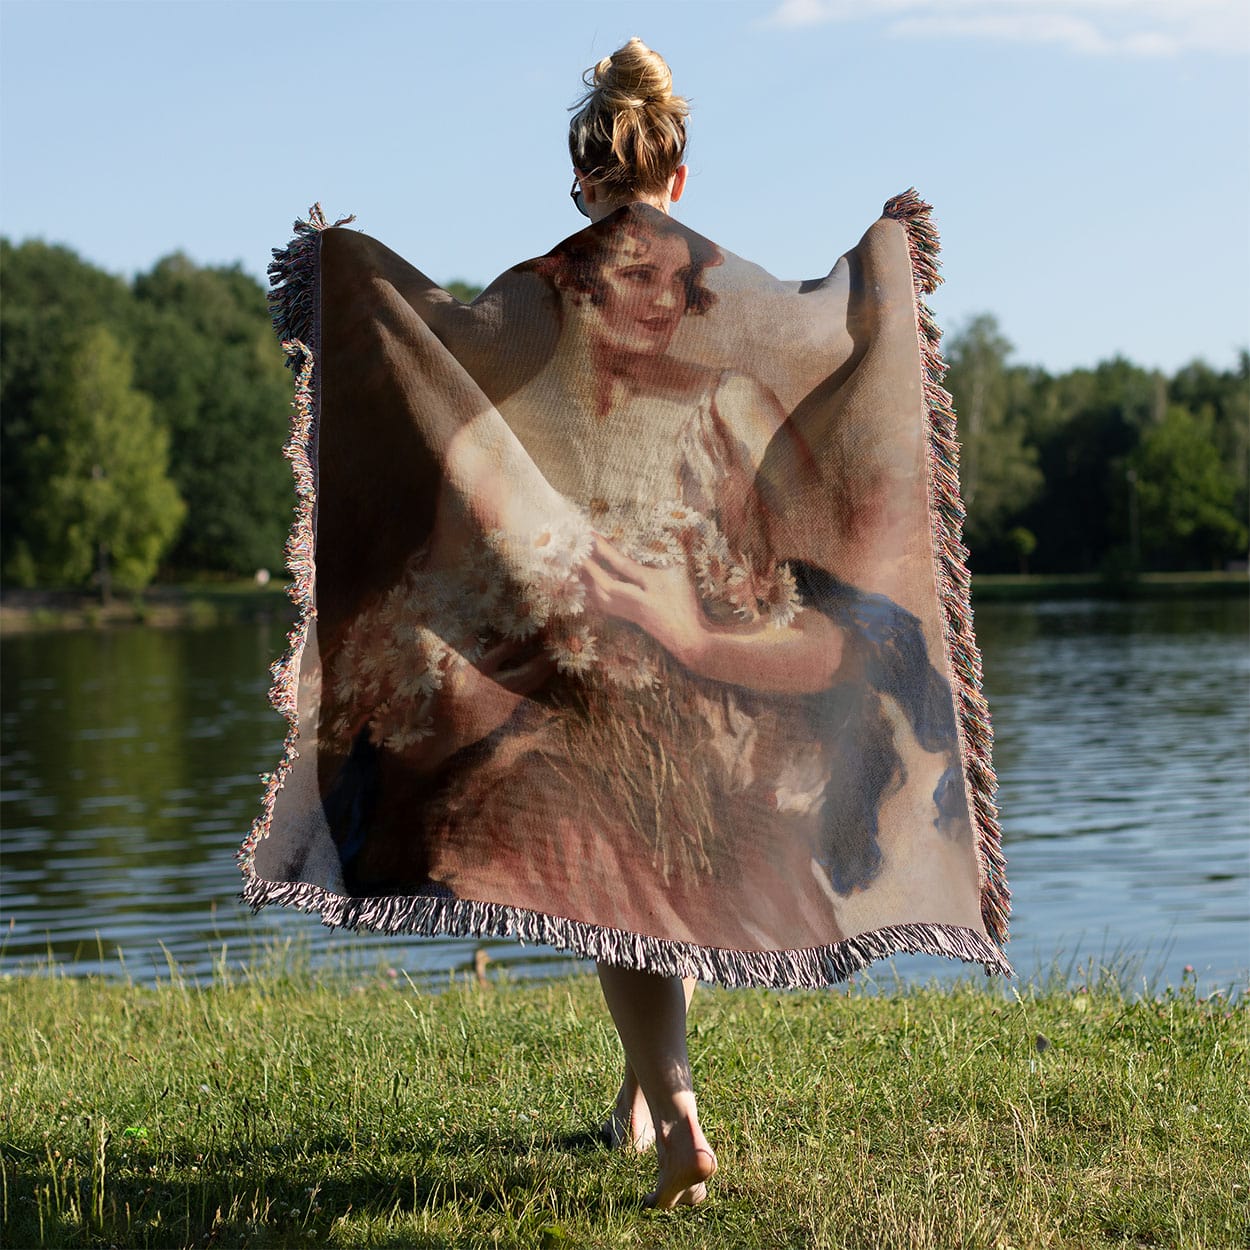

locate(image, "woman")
(514, 161), (839, 1208)
(531, 40), (759, 1204)
(545, 41), (971, 1206)
(305, 37), (973, 1209)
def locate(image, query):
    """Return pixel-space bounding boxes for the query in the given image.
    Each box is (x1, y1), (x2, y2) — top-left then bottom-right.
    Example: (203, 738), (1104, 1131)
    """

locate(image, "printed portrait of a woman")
(311, 206), (976, 950)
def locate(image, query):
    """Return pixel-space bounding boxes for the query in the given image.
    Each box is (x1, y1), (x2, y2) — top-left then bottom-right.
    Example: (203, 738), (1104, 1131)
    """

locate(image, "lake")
(2, 596), (1246, 994)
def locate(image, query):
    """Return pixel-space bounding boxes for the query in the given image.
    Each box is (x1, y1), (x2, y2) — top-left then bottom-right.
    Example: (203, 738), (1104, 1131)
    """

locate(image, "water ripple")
(2, 599), (1246, 992)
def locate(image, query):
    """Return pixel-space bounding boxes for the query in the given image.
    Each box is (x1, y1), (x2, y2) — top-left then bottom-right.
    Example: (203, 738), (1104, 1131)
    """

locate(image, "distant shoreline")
(0, 581), (293, 634)
(0, 570), (1245, 635)
(967, 569), (1248, 602)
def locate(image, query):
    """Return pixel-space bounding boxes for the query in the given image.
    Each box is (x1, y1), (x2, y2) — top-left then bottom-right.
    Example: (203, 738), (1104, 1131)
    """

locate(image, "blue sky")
(2, 0), (1246, 374)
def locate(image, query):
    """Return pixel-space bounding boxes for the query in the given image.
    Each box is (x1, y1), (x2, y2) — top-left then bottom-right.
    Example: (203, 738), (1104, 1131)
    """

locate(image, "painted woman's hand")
(474, 636), (556, 696)
(428, 637), (554, 761)
(579, 533), (706, 665)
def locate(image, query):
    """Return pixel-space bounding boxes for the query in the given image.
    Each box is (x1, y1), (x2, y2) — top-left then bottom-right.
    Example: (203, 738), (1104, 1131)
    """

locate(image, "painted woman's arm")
(577, 370), (839, 695)
(579, 537), (843, 695)
(706, 371), (820, 565)
(681, 605), (844, 693)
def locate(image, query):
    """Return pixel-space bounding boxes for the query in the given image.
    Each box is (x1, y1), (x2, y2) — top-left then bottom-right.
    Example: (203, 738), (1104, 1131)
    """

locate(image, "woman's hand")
(579, 533), (707, 666)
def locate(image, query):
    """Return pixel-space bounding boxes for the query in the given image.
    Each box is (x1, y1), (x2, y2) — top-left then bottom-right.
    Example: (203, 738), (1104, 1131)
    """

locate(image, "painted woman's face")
(588, 230), (693, 357)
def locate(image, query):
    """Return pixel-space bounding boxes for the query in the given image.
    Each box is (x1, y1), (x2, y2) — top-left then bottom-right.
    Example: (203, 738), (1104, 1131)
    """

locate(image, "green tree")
(1129, 405), (1246, 570)
(1021, 357), (1163, 573)
(1169, 353), (1250, 533)
(131, 255), (293, 574)
(1, 239), (139, 581)
(445, 279), (483, 304)
(943, 315), (1043, 564)
(23, 327), (185, 596)
(1007, 526), (1037, 574)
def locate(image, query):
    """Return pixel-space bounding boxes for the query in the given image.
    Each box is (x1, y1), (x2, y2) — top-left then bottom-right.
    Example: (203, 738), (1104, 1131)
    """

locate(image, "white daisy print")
(496, 591), (551, 640)
(724, 565), (761, 622)
(631, 525), (686, 567)
(601, 648), (659, 690)
(759, 562), (803, 629)
(653, 499), (704, 531)
(547, 625), (598, 675)
(543, 573), (587, 619)
(694, 529), (734, 599)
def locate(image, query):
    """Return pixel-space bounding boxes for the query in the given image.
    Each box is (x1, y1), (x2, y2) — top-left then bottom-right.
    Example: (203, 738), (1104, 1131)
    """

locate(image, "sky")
(1, 0), (1247, 375)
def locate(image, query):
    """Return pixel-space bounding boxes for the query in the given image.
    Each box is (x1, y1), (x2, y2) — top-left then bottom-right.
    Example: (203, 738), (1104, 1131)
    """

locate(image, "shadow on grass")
(5, 1126), (638, 1250)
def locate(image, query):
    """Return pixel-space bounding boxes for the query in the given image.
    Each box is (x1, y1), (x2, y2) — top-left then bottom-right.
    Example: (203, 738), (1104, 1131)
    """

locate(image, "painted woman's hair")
(568, 38), (688, 197)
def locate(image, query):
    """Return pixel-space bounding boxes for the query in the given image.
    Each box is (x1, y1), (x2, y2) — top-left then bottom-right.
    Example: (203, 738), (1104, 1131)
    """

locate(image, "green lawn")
(2, 962), (1246, 1249)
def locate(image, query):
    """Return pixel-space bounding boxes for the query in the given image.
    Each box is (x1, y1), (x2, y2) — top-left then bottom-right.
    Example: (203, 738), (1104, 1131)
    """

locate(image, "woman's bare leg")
(603, 1057), (655, 1151)
(603, 977), (696, 1151)
(596, 964), (716, 1208)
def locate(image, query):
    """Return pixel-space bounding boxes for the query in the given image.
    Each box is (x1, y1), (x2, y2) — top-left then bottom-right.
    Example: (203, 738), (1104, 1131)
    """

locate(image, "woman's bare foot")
(594, 967), (709, 1206)
(602, 1074), (655, 1151)
(645, 1115), (717, 1209)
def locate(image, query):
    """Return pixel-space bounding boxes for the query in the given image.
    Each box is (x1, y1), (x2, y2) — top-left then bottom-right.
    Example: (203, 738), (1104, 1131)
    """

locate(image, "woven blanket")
(238, 192), (1012, 987)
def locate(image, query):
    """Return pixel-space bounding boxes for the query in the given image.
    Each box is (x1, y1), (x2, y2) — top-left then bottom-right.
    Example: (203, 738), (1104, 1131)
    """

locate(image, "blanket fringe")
(237, 204), (348, 874)
(883, 188), (1011, 948)
(266, 204), (356, 366)
(241, 871), (1013, 987)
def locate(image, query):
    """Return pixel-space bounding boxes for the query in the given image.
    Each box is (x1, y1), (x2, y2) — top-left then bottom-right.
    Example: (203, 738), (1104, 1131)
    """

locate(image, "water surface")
(2, 597), (1246, 992)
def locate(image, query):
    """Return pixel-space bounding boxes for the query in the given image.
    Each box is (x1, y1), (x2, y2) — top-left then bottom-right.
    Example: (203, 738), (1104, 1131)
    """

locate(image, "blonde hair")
(568, 37), (688, 197)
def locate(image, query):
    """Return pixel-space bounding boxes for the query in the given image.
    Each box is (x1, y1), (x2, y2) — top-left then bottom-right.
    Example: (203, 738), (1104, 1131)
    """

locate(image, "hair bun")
(569, 38), (689, 196)
(594, 36), (674, 110)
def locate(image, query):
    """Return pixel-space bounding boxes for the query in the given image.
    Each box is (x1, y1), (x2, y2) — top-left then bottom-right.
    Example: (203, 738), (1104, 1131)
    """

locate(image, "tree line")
(1, 238), (1245, 595)
(945, 315), (1247, 575)
(2, 240), (294, 595)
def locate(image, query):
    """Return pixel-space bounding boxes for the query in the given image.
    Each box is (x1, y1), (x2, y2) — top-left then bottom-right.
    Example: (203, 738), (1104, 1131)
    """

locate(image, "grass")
(1, 959), (1246, 1250)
